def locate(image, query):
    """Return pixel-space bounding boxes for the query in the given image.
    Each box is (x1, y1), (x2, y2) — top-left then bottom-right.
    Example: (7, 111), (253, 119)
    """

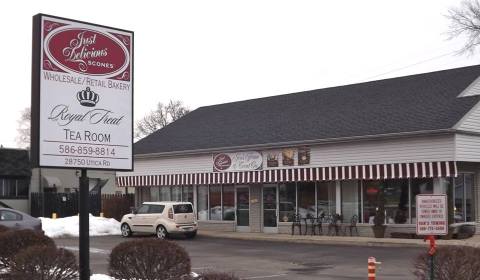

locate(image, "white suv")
(120, 202), (198, 239)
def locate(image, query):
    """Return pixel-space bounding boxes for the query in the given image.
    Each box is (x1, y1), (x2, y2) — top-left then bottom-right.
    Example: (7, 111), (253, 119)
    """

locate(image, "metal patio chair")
(343, 215), (359, 236)
(291, 214), (302, 235)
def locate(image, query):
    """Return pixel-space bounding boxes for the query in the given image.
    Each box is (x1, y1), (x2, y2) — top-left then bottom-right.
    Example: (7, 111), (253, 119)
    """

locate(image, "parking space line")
(241, 274), (288, 279)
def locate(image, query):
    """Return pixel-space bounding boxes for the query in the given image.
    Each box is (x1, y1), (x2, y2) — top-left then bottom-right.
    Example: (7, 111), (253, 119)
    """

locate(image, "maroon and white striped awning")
(116, 161), (457, 187)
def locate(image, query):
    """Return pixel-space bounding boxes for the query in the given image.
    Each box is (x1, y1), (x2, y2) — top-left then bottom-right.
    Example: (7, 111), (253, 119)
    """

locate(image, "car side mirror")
(131, 207), (137, 215)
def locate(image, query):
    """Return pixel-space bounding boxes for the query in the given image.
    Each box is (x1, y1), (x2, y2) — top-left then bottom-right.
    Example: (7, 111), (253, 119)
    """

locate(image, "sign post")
(416, 194), (448, 280)
(31, 14), (133, 280)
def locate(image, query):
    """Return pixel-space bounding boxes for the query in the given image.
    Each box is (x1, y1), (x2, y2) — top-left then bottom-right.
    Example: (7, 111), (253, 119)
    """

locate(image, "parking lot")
(55, 234), (423, 279)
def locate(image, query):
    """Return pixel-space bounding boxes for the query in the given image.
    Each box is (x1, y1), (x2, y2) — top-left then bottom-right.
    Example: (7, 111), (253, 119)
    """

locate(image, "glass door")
(236, 186), (250, 232)
(263, 184), (278, 233)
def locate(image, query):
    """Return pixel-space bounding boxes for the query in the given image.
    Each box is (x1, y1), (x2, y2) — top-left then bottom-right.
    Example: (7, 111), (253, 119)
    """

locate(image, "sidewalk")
(199, 230), (480, 248)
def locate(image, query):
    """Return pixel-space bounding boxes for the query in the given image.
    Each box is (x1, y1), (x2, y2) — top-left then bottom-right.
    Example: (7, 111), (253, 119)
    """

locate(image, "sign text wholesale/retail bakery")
(31, 14), (133, 170)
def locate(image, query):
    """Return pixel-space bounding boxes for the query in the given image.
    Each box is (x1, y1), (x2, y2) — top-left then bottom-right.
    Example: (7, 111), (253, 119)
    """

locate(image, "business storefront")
(118, 65), (480, 236)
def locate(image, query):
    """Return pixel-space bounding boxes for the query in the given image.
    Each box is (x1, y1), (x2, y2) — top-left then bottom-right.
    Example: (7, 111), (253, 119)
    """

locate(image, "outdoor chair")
(343, 215), (359, 236)
(327, 214), (342, 236)
(311, 213), (325, 235)
(291, 214), (302, 235)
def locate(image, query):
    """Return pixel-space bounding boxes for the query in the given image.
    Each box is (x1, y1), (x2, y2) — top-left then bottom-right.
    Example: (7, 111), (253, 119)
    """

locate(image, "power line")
(357, 50), (458, 82)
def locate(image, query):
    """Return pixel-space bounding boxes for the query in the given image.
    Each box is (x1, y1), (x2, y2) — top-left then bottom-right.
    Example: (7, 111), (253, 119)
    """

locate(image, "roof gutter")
(134, 129), (456, 159)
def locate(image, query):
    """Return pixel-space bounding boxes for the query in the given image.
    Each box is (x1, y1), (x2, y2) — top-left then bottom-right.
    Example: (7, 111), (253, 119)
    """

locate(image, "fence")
(30, 192), (134, 221)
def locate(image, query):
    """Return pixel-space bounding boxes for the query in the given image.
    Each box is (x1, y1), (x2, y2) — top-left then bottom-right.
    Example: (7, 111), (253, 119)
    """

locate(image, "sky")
(1, 0), (478, 148)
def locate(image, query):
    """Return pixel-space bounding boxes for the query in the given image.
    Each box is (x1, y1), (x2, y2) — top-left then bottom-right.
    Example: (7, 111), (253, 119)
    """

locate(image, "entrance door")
(236, 186), (250, 232)
(263, 185), (278, 233)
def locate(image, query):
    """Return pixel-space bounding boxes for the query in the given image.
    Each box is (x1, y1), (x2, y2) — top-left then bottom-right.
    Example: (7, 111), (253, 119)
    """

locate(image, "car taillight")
(168, 208), (173, 219)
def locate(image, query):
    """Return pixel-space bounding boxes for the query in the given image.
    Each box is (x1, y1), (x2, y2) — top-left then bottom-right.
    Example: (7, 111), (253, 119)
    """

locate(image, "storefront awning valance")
(116, 161), (457, 187)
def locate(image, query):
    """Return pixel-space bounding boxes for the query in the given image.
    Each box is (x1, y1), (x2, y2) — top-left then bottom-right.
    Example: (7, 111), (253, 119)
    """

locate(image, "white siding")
(459, 77), (480, 97)
(308, 135), (455, 166)
(457, 102), (480, 133)
(455, 134), (480, 162)
(122, 135), (456, 176)
(119, 154), (212, 176)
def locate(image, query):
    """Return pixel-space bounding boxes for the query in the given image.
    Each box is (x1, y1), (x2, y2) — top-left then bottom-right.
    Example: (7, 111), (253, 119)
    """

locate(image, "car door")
(144, 204), (165, 232)
(0, 209), (23, 230)
(130, 204), (150, 232)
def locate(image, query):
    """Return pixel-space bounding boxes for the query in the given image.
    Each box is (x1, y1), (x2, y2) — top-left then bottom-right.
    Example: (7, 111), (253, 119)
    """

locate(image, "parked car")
(0, 207), (43, 232)
(120, 202), (197, 239)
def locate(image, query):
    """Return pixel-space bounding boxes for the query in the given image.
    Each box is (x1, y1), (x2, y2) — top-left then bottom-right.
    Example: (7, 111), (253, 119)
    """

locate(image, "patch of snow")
(90, 274), (114, 280)
(40, 214), (121, 238)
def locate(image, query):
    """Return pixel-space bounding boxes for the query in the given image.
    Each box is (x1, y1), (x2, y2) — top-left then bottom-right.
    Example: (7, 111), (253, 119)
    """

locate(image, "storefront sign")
(416, 195), (448, 236)
(282, 148), (295, 166)
(31, 14), (133, 170)
(213, 151), (263, 172)
(298, 147), (310, 165)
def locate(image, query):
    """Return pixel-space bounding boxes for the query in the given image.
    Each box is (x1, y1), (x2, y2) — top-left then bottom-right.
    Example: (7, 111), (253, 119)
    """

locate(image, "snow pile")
(91, 274), (114, 280)
(40, 214), (121, 238)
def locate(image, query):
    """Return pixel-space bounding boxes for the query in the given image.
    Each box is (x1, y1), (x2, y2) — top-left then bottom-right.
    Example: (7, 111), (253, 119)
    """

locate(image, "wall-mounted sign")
(282, 149), (295, 166)
(213, 151), (263, 172)
(298, 147), (310, 165)
(266, 152), (279, 167)
(416, 195), (448, 236)
(31, 14), (133, 171)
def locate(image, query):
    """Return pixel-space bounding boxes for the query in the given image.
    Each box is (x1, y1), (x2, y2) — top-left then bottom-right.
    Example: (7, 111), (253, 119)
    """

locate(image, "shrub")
(413, 246), (480, 280)
(0, 229), (54, 270)
(109, 238), (191, 280)
(0, 225), (9, 233)
(200, 271), (240, 280)
(8, 245), (78, 280)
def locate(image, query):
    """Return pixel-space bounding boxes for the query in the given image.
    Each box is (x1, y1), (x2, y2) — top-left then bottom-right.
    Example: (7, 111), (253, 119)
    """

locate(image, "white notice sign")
(416, 194), (448, 236)
(33, 15), (133, 170)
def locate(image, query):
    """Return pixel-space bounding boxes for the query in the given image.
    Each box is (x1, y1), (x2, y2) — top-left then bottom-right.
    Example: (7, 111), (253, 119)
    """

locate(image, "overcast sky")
(1, 0), (478, 148)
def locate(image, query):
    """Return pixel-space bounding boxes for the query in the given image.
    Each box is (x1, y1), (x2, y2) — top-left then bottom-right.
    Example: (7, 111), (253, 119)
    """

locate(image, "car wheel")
(121, 223), (132, 237)
(156, 225), (168, 239)
(185, 231), (197, 239)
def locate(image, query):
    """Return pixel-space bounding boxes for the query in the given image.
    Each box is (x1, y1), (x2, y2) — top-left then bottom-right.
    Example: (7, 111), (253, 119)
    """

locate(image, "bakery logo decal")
(48, 88), (124, 127)
(43, 20), (130, 80)
(213, 154), (232, 171)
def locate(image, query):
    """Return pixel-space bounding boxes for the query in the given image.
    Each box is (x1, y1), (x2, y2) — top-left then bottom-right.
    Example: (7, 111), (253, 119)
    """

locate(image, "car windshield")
(173, 204), (193, 214)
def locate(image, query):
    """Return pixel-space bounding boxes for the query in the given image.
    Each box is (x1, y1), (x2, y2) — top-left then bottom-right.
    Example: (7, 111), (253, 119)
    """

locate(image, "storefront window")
(317, 181), (336, 218)
(209, 185), (222, 220)
(182, 186), (193, 203)
(197, 185), (208, 221)
(171, 186), (181, 201)
(298, 182), (315, 218)
(150, 187), (160, 201)
(454, 174), (475, 223)
(159, 187), (171, 201)
(341, 180), (359, 223)
(363, 179), (408, 224)
(279, 183), (296, 222)
(223, 185), (235, 221)
(410, 178), (434, 223)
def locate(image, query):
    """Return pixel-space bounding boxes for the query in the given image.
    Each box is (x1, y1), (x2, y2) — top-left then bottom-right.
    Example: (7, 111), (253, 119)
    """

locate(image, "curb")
(198, 231), (480, 248)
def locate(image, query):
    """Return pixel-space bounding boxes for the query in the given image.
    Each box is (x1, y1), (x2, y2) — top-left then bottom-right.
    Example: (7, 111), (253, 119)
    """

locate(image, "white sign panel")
(416, 194), (448, 236)
(213, 151), (263, 172)
(33, 15), (133, 170)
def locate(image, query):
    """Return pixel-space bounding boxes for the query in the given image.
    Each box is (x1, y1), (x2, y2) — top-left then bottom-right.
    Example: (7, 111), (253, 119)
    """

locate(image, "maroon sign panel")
(44, 27), (129, 77)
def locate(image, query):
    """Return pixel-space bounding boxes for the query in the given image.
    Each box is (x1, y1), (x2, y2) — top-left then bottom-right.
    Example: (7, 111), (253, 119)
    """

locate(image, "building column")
(336, 181), (341, 215)
(249, 184), (262, 233)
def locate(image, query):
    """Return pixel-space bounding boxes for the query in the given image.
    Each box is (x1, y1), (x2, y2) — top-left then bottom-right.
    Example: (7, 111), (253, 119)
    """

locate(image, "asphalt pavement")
(55, 234), (423, 279)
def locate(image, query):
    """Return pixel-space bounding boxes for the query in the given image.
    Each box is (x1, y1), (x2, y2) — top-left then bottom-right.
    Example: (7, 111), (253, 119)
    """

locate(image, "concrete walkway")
(199, 230), (480, 248)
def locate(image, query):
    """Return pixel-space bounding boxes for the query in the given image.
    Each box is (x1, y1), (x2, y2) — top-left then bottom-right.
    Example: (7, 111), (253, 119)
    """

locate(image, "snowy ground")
(91, 275), (113, 280)
(40, 214), (121, 238)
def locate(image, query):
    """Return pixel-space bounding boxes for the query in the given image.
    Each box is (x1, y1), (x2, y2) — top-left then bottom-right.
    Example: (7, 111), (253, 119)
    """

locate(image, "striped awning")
(116, 161), (457, 187)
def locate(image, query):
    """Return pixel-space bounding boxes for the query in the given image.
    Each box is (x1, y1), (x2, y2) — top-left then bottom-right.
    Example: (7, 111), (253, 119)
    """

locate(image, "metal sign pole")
(79, 169), (90, 280)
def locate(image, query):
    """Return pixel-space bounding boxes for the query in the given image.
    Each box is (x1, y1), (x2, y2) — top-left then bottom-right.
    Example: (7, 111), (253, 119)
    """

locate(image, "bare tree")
(16, 107), (30, 148)
(447, 0), (480, 55)
(135, 100), (190, 140)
